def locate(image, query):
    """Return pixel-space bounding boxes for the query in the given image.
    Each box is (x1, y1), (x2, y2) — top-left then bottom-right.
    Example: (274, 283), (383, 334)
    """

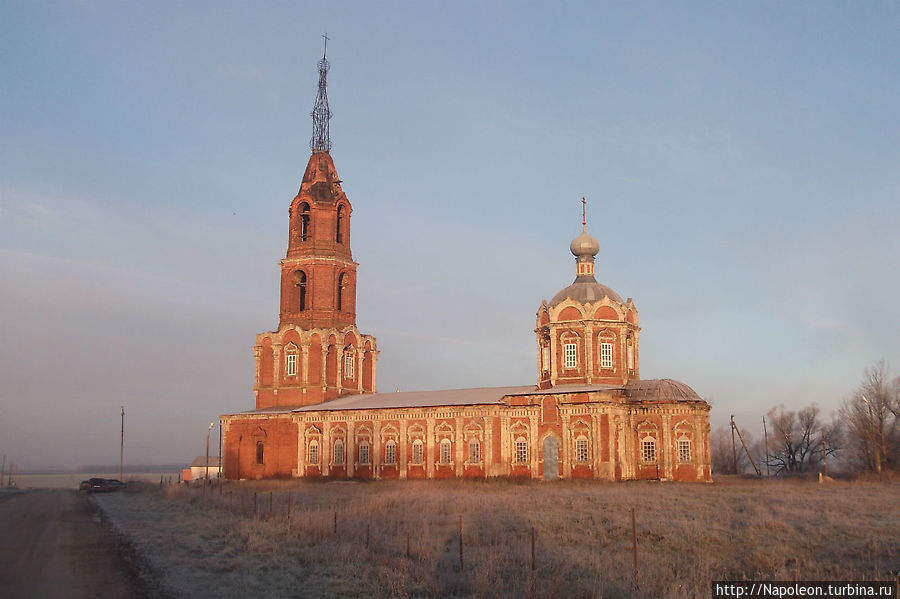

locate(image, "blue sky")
(2, 2), (898, 470)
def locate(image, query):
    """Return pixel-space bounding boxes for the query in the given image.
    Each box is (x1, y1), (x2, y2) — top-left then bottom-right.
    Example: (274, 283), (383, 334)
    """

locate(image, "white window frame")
(641, 438), (657, 463)
(600, 342), (613, 369)
(411, 440), (423, 464)
(308, 440), (319, 465)
(359, 441), (370, 465)
(515, 437), (528, 464)
(468, 438), (480, 464)
(384, 441), (396, 465)
(678, 438), (691, 463)
(439, 439), (452, 464)
(333, 439), (344, 465)
(575, 437), (589, 463)
(564, 343), (577, 369)
(286, 353), (297, 376)
(344, 353), (355, 379)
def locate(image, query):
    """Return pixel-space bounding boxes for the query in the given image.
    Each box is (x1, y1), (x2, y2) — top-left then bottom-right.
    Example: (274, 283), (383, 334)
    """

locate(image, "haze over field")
(1, 3), (898, 470)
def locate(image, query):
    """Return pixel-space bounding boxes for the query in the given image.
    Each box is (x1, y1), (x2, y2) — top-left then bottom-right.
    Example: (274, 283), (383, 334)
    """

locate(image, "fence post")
(334, 510), (337, 536)
(631, 508), (639, 589)
(458, 515), (464, 571)
(531, 526), (536, 572)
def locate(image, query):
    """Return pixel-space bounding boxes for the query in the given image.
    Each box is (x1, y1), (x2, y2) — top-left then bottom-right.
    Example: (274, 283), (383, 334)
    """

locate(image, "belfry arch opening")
(336, 204), (345, 243)
(299, 202), (310, 241)
(337, 272), (346, 311)
(295, 270), (308, 311)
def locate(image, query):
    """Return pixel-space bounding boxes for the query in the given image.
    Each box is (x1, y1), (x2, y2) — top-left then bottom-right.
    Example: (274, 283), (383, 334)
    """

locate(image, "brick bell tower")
(253, 43), (377, 409)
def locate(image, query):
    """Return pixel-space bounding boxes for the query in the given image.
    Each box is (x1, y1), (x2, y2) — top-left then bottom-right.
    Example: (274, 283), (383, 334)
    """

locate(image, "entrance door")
(542, 437), (559, 480)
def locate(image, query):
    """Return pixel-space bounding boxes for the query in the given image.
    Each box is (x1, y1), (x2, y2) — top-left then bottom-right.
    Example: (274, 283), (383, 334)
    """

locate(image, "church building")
(220, 51), (712, 483)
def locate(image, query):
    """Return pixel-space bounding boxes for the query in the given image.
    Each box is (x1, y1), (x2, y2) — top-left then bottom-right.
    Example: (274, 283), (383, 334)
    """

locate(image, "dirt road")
(0, 488), (148, 598)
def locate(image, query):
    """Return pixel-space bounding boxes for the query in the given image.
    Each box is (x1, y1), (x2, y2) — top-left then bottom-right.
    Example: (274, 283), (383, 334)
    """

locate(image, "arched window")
(359, 441), (370, 465)
(384, 440), (397, 465)
(296, 270), (308, 311)
(439, 439), (452, 464)
(337, 273), (346, 311)
(308, 440), (319, 465)
(299, 202), (310, 241)
(256, 442), (264, 465)
(336, 204), (345, 243)
(468, 438), (480, 463)
(333, 439), (344, 465)
(343, 350), (355, 379)
(411, 440), (424, 464)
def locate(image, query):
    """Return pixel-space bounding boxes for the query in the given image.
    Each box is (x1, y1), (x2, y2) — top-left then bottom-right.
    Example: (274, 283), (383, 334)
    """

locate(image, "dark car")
(87, 478), (115, 493)
(105, 479), (126, 489)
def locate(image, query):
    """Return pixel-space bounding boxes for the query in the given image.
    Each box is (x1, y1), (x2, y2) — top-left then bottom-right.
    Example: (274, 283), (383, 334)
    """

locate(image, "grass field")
(95, 476), (899, 598)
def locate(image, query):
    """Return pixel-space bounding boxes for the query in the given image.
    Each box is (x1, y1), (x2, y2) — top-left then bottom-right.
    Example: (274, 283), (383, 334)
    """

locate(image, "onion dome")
(550, 228), (624, 307)
(570, 230), (600, 257)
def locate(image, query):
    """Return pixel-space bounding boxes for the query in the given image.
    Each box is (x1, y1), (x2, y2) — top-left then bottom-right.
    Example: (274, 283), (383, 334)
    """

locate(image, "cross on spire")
(582, 196), (587, 232)
(310, 34), (332, 153)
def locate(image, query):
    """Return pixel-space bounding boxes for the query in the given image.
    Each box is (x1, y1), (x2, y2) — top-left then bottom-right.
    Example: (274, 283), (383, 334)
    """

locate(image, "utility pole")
(218, 420), (222, 479)
(731, 415), (761, 477)
(730, 414), (738, 474)
(206, 422), (214, 483)
(120, 406), (125, 481)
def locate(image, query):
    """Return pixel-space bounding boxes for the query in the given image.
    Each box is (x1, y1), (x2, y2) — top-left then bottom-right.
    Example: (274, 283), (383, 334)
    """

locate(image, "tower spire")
(310, 33), (332, 153)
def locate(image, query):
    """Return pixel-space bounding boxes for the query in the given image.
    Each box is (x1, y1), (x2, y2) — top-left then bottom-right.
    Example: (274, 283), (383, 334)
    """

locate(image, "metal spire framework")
(310, 33), (332, 153)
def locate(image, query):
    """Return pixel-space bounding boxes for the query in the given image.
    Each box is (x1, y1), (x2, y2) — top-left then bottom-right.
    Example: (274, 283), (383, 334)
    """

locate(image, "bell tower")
(253, 42), (377, 409)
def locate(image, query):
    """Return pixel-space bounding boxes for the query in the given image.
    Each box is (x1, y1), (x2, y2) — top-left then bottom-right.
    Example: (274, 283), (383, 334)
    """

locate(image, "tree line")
(711, 361), (900, 476)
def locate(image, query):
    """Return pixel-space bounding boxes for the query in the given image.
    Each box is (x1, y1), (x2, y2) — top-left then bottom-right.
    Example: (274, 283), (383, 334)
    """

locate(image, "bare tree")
(838, 361), (899, 472)
(710, 426), (735, 474)
(710, 425), (754, 474)
(765, 404), (838, 475)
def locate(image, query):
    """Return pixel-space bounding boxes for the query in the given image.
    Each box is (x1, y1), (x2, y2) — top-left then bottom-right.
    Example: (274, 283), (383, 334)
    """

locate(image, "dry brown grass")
(99, 476), (899, 598)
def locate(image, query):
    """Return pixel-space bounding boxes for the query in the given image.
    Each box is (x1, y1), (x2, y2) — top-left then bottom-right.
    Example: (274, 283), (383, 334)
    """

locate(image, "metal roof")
(549, 276), (624, 307)
(624, 379), (702, 402)
(291, 386), (536, 412)
(222, 380), (704, 418)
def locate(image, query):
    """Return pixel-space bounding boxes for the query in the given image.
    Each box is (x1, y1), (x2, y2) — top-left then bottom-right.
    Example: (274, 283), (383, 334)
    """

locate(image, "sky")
(1, 2), (898, 471)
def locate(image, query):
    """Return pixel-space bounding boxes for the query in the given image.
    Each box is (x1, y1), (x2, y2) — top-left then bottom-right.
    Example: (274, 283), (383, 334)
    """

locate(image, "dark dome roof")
(550, 277), (624, 307)
(624, 379), (703, 402)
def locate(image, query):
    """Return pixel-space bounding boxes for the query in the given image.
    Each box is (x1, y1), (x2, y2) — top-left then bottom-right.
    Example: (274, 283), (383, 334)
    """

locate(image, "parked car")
(78, 477), (126, 492)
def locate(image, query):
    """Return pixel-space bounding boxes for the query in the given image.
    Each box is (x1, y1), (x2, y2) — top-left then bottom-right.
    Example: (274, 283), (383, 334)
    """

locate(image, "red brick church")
(220, 51), (712, 483)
